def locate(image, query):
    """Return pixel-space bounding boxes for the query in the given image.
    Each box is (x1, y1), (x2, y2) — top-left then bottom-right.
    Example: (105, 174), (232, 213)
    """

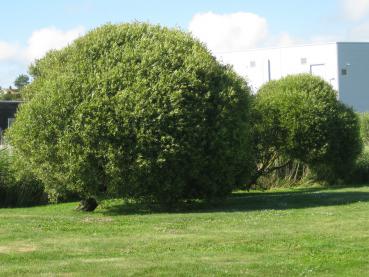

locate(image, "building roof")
(0, 100), (24, 103)
(216, 41), (369, 55)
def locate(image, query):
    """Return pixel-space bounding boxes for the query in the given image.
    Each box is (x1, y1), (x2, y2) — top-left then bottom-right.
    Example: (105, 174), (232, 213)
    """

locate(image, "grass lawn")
(1, 186), (369, 276)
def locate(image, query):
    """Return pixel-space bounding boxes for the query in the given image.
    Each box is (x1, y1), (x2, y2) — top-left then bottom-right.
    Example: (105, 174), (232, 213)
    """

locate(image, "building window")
(7, 118), (15, 128)
(250, 61), (256, 68)
(341, 68), (347, 76)
(301, 58), (307, 64)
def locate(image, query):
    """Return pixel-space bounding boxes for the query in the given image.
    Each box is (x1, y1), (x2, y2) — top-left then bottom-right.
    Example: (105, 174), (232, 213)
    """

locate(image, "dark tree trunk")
(246, 160), (292, 191)
(77, 197), (98, 212)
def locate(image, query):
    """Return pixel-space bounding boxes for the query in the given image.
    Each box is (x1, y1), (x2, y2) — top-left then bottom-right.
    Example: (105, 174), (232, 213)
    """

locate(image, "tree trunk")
(76, 197), (98, 212)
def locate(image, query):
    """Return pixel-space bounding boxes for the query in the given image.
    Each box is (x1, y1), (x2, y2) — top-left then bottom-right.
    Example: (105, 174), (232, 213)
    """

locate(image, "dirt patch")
(0, 245), (36, 253)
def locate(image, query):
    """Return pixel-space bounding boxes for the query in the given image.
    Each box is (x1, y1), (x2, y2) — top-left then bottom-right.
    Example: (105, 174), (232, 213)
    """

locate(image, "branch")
(264, 160), (292, 175)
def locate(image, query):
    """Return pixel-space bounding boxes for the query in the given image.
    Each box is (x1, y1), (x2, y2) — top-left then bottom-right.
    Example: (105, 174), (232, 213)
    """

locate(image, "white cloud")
(271, 32), (305, 47)
(342, 0), (369, 21)
(188, 11), (341, 55)
(189, 12), (268, 53)
(274, 33), (298, 47)
(0, 26), (85, 87)
(0, 41), (19, 61)
(347, 22), (369, 40)
(25, 26), (85, 62)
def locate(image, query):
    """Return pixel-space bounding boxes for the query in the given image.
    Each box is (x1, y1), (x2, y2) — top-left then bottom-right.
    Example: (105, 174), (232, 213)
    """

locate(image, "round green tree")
(252, 74), (362, 183)
(14, 74), (30, 90)
(8, 23), (254, 205)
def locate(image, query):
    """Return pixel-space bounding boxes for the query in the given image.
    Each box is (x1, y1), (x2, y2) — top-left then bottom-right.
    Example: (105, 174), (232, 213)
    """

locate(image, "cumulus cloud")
(188, 11), (340, 55)
(0, 26), (85, 86)
(342, 0), (369, 21)
(271, 32), (305, 47)
(274, 33), (298, 46)
(0, 41), (19, 61)
(188, 12), (268, 53)
(25, 26), (85, 62)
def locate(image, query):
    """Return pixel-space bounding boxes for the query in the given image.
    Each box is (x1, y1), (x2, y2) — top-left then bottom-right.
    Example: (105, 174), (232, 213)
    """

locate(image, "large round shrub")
(8, 23), (253, 204)
(253, 74), (362, 182)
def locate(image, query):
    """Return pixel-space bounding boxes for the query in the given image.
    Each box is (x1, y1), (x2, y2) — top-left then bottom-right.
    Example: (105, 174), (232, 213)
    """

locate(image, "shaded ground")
(103, 186), (369, 215)
(1, 186), (369, 276)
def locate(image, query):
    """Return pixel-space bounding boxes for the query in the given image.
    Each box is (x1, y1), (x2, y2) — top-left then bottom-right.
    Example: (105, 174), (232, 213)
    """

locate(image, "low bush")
(0, 148), (45, 207)
(0, 93), (22, 101)
(348, 146), (369, 184)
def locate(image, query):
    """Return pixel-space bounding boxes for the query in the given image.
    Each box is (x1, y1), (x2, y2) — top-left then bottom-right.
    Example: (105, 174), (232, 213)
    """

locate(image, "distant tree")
(14, 74), (30, 90)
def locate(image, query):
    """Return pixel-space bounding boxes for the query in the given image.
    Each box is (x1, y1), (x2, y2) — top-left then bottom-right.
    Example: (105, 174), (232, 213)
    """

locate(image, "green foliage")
(349, 146), (369, 184)
(8, 23), (254, 205)
(358, 112), (369, 145)
(253, 74), (362, 183)
(256, 160), (312, 189)
(14, 74), (30, 90)
(0, 150), (13, 192)
(347, 113), (369, 184)
(0, 93), (22, 101)
(0, 149), (45, 207)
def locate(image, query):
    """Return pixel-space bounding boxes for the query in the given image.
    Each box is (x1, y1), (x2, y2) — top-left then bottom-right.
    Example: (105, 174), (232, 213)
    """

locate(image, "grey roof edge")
(216, 41), (369, 55)
(0, 100), (24, 103)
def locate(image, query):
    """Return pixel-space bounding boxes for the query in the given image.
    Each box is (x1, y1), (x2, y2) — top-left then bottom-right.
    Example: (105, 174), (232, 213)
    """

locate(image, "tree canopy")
(252, 74), (362, 182)
(14, 74), (30, 90)
(8, 23), (254, 205)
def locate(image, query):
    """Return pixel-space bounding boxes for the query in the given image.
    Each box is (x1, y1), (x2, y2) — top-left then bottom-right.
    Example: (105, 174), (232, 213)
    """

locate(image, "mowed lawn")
(1, 187), (369, 276)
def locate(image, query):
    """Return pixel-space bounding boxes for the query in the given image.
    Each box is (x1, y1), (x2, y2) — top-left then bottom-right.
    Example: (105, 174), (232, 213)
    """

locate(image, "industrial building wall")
(218, 43), (339, 93)
(337, 43), (369, 112)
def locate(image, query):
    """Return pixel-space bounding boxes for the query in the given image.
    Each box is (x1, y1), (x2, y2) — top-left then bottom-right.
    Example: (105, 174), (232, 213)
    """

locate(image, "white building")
(218, 42), (369, 112)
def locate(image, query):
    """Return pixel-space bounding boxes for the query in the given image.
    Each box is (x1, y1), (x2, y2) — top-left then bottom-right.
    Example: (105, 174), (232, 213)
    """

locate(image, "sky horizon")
(1, 0), (369, 87)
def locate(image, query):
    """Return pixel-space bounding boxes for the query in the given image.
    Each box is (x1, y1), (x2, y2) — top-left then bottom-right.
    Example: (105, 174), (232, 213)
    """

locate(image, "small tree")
(251, 74), (362, 183)
(8, 23), (254, 208)
(14, 74), (30, 90)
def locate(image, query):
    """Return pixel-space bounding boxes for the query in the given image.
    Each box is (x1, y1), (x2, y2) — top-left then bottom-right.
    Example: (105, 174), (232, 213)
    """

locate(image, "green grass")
(2, 186), (369, 276)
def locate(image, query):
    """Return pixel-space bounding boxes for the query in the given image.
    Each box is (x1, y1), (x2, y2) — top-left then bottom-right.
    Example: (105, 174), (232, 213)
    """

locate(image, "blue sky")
(1, 0), (368, 87)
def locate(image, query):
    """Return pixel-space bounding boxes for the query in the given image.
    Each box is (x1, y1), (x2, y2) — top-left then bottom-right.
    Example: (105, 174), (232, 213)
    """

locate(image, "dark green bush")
(0, 149), (45, 207)
(348, 146), (369, 184)
(7, 23), (254, 205)
(347, 113), (369, 184)
(252, 74), (362, 184)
